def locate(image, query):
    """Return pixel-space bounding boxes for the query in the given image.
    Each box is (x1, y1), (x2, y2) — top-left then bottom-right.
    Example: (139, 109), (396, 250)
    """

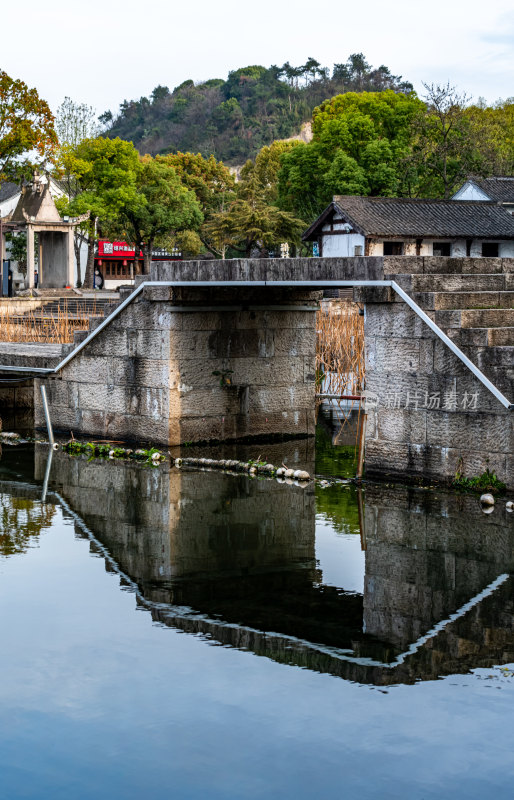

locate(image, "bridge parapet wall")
(146, 255), (514, 283)
(147, 256), (384, 283)
(34, 283), (321, 445)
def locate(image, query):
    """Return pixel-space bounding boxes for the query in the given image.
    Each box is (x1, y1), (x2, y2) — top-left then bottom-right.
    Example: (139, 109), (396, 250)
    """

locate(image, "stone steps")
(410, 290), (514, 311)
(34, 288), (78, 298)
(410, 273), (509, 293)
(445, 327), (514, 348)
(102, 303), (120, 317)
(435, 308), (514, 328)
(389, 269), (514, 404)
(384, 256), (513, 275)
(461, 308), (514, 328)
(433, 291), (514, 310)
(68, 300), (121, 347)
(487, 327), (514, 346)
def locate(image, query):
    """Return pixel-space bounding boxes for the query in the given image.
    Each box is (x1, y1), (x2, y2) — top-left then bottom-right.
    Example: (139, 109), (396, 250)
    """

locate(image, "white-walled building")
(302, 195), (514, 258)
(452, 177), (514, 215)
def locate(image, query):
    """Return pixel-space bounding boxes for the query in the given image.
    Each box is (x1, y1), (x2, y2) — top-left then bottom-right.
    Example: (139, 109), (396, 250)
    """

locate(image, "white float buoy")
(295, 470), (310, 482)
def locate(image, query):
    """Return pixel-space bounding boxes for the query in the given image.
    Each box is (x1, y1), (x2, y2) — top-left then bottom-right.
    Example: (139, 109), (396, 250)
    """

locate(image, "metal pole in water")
(41, 447), (53, 503)
(356, 412), (366, 481)
(40, 384), (54, 446)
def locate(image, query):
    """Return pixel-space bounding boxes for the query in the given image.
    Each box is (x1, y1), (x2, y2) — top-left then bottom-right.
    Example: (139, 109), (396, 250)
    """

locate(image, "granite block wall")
(360, 293), (514, 489)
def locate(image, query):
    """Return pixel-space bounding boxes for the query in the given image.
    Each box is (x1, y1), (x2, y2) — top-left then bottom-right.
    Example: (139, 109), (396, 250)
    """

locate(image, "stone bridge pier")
(35, 283), (320, 445)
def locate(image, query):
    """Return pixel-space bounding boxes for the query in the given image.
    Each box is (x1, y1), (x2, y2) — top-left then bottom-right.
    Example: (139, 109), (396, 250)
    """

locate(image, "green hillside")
(102, 55), (413, 165)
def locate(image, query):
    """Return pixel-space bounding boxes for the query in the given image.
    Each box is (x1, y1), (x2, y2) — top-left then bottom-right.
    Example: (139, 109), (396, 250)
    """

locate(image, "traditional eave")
(303, 195), (514, 241)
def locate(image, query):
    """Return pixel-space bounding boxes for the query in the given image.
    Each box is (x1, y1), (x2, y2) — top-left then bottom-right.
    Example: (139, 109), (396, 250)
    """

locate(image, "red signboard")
(98, 240), (143, 258)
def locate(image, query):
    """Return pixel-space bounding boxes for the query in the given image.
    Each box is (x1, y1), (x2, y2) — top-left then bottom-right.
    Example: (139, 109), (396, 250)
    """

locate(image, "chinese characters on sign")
(381, 390), (478, 411)
(98, 241), (142, 258)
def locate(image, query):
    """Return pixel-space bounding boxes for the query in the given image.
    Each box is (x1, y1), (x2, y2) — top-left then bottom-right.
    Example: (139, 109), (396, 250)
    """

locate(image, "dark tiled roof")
(11, 185), (50, 222)
(470, 177), (514, 203)
(1, 178), (65, 210)
(0, 181), (21, 204)
(303, 195), (514, 240)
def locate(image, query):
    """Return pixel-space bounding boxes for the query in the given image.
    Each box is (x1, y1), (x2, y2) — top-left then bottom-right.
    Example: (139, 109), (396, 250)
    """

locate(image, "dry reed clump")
(0, 300), (101, 344)
(316, 300), (365, 442)
(316, 299), (365, 400)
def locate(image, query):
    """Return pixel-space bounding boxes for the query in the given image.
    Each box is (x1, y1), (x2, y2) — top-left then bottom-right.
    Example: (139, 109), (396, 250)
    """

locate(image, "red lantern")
(123, 259), (127, 266)
(98, 259), (102, 266)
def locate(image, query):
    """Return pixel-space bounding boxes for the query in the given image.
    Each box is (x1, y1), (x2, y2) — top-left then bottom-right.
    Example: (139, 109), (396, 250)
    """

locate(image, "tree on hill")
(102, 55), (414, 165)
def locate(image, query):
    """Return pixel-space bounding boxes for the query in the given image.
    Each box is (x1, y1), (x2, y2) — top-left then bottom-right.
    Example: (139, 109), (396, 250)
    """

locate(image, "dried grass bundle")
(0, 299), (100, 344)
(316, 300), (365, 444)
(316, 300), (365, 399)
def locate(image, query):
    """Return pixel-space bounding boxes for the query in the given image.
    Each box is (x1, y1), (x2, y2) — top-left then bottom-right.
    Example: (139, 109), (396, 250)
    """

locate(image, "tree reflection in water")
(0, 493), (55, 557)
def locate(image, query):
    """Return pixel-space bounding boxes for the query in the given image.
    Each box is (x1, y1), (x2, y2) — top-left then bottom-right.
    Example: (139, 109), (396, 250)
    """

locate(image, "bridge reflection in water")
(31, 444), (514, 687)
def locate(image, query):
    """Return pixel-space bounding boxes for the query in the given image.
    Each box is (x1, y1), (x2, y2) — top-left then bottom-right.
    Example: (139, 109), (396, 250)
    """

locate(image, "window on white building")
(383, 242), (404, 255)
(482, 242), (499, 257)
(433, 242), (451, 256)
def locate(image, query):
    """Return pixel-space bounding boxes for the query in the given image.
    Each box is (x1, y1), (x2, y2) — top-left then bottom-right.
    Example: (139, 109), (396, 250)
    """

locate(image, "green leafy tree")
(277, 142), (328, 221)
(156, 151), (236, 255)
(464, 100), (514, 176)
(117, 155), (203, 271)
(243, 140), (301, 205)
(278, 90), (424, 219)
(205, 170), (305, 257)
(323, 151), (369, 198)
(5, 231), (27, 278)
(0, 70), (57, 182)
(63, 137), (141, 287)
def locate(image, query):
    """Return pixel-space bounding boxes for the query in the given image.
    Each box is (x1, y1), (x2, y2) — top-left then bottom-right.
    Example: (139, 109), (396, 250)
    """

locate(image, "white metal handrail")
(0, 278), (511, 409)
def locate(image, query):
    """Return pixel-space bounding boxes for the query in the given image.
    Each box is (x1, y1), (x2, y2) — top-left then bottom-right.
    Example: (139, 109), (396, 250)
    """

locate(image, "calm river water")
(0, 432), (513, 799)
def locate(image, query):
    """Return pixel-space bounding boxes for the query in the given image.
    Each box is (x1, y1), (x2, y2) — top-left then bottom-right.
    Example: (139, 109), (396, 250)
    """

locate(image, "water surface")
(0, 441), (513, 799)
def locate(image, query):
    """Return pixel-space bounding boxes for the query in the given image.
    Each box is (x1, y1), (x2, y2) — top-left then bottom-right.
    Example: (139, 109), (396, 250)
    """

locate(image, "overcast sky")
(3, 0), (513, 118)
